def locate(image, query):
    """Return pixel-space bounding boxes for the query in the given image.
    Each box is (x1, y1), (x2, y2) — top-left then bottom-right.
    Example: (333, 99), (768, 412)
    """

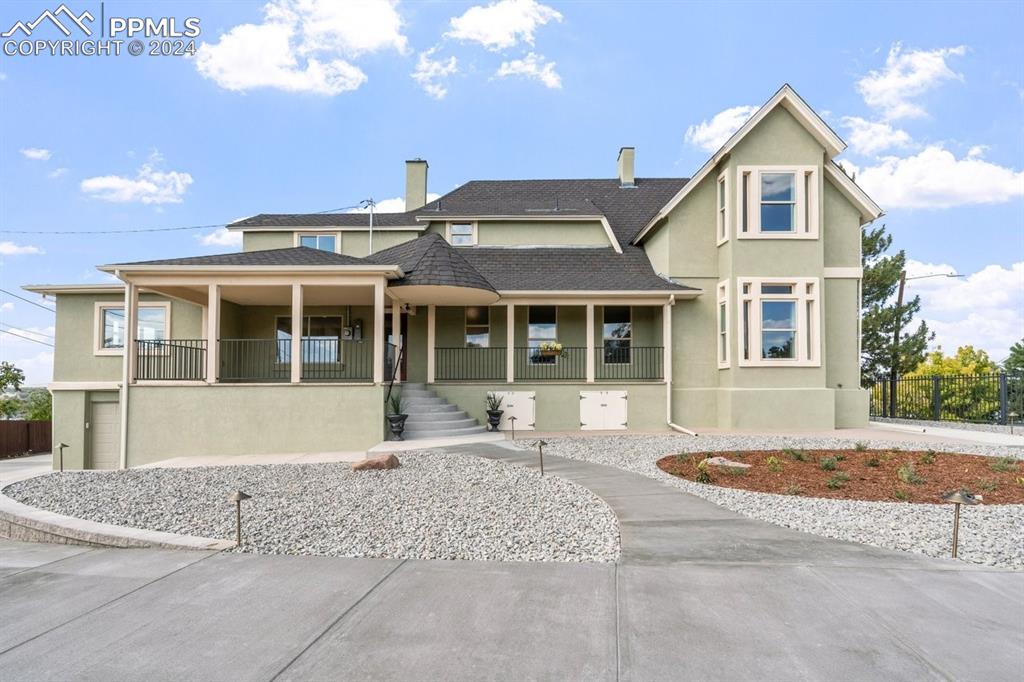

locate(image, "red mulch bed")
(656, 449), (1024, 504)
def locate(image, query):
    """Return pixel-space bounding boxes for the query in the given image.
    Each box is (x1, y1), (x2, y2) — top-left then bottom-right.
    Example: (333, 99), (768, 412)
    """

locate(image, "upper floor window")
(738, 278), (819, 367)
(737, 166), (818, 239)
(527, 305), (557, 364)
(94, 302), (169, 355)
(716, 282), (729, 368)
(448, 222), (477, 246)
(465, 306), (490, 347)
(716, 172), (728, 245)
(602, 306), (631, 364)
(298, 234), (337, 252)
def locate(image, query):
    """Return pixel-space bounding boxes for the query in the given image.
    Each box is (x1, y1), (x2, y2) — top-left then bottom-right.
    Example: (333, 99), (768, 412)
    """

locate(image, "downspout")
(117, 270), (130, 469)
(663, 293), (698, 437)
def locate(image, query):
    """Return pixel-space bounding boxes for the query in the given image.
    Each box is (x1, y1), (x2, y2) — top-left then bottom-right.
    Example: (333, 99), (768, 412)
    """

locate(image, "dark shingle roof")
(460, 246), (695, 292)
(112, 246), (370, 267)
(228, 177), (688, 245)
(367, 233), (495, 292)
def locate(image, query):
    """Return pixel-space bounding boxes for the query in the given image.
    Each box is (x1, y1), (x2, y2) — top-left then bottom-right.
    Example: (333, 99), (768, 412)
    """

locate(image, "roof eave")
(823, 162), (884, 224)
(96, 264), (405, 277)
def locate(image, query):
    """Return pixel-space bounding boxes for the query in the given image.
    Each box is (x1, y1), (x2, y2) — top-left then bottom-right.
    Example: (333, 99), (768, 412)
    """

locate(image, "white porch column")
(506, 303), (515, 383)
(291, 284), (303, 384)
(205, 284), (220, 383)
(663, 301), (673, 422)
(586, 304), (595, 384)
(373, 280), (385, 384)
(118, 280), (138, 470)
(426, 304), (436, 384)
(390, 299), (402, 384)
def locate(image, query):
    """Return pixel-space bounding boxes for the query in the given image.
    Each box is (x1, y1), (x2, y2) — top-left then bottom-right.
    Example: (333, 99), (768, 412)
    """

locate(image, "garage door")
(90, 402), (120, 469)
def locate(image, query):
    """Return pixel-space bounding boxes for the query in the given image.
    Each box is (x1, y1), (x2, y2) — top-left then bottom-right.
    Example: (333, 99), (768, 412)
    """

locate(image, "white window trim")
(737, 277), (820, 367)
(94, 301), (171, 356)
(446, 221), (478, 246)
(736, 165), (819, 240)
(274, 314), (347, 364)
(527, 305), (558, 365)
(293, 232), (341, 253)
(601, 306), (632, 366)
(716, 171), (729, 246)
(464, 306), (490, 348)
(716, 281), (730, 368)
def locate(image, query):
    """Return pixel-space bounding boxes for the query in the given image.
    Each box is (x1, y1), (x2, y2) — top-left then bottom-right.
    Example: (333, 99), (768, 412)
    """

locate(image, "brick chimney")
(617, 147), (635, 187)
(405, 159), (429, 211)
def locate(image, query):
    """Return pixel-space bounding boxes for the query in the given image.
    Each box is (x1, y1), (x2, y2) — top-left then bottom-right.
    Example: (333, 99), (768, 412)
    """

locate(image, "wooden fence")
(0, 420), (52, 457)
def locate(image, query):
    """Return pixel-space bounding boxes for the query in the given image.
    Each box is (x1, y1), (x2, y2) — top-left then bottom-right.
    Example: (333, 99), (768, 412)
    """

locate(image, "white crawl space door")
(579, 391), (628, 431)
(495, 391), (536, 431)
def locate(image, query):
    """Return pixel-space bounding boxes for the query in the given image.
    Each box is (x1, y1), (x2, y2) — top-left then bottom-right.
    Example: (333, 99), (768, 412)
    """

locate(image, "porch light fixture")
(535, 440), (548, 476)
(228, 490), (252, 547)
(56, 442), (69, 472)
(940, 489), (981, 559)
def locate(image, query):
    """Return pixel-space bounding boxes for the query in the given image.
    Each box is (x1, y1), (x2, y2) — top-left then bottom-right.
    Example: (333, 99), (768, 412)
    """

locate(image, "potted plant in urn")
(485, 392), (504, 431)
(538, 341), (563, 359)
(386, 390), (408, 440)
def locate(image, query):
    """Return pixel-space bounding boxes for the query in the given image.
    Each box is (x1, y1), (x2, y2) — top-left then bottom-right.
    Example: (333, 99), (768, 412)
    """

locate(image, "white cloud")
(905, 259), (1024, 360)
(412, 48), (458, 99)
(195, 0), (407, 96)
(0, 302), (13, 313)
(494, 52), (561, 89)
(198, 228), (244, 248)
(47, 167), (68, 179)
(684, 105), (757, 153)
(20, 147), (51, 161)
(348, 194), (441, 213)
(446, 0), (562, 51)
(840, 116), (913, 156)
(0, 241), (43, 256)
(81, 152), (193, 205)
(0, 72), (7, 81)
(857, 44), (966, 120)
(855, 145), (1024, 209)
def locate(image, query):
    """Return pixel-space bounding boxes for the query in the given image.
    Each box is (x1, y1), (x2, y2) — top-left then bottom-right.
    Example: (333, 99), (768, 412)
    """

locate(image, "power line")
(0, 204), (368, 235)
(0, 328), (53, 347)
(0, 323), (54, 340)
(0, 288), (56, 312)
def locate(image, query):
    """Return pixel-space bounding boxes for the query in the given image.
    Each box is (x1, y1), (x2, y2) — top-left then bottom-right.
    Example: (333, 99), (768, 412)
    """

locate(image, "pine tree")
(860, 224), (932, 385)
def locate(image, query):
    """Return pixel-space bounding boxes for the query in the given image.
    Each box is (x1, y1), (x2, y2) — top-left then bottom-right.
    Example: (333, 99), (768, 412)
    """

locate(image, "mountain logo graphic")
(2, 4), (95, 38)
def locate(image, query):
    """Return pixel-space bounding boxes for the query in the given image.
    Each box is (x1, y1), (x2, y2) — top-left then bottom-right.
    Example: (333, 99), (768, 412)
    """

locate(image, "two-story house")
(26, 85), (882, 469)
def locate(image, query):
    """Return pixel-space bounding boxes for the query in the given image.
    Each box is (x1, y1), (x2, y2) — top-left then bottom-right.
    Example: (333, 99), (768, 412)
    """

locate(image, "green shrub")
(784, 484), (804, 496)
(854, 442), (868, 452)
(826, 472), (850, 489)
(765, 455), (782, 473)
(695, 459), (712, 484)
(893, 488), (910, 501)
(865, 457), (881, 468)
(722, 466), (747, 477)
(897, 463), (925, 485)
(834, 453), (846, 462)
(783, 447), (810, 462)
(989, 457), (1019, 473)
(979, 479), (999, 493)
(819, 457), (838, 471)
(919, 449), (938, 465)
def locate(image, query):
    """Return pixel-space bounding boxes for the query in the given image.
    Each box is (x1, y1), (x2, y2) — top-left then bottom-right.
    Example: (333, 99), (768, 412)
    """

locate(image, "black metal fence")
(300, 338), (374, 382)
(219, 339), (291, 383)
(136, 340), (207, 380)
(595, 346), (664, 381)
(868, 372), (1023, 424)
(435, 347), (507, 380)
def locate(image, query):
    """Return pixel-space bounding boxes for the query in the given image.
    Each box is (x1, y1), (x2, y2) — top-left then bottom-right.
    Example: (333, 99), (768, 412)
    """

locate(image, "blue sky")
(1, 0), (1022, 384)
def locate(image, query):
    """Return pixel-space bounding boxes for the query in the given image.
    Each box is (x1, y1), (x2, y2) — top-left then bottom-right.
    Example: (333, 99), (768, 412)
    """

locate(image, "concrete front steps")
(395, 383), (490, 440)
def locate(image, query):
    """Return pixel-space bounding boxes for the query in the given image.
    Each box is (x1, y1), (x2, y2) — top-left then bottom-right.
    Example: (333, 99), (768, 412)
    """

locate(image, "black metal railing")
(219, 339), (291, 383)
(513, 346), (587, 381)
(435, 347), (507, 380)
(868, 372), (1022, 424)
(301, 338), (373, 382)
(595, 346), (664, 381)
(135, 339), (207, 380)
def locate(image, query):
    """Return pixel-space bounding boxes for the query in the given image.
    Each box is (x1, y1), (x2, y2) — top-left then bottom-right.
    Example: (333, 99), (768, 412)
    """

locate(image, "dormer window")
(297, 233), (338, 252)
(448, 222), (477, 246)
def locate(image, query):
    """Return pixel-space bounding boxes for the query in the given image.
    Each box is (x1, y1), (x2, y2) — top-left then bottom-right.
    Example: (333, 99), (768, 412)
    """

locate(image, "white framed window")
(465, 306), (490, 347)
(276, 315), (344, 363)
(527, 305), (557, 364)
(716, 281), (729, 368)
(736, 166), (818, 239)
(737, 277), (819, 367)
(94, 301), (171, 356)
(295, 233), (339, 252)
(716, 171), (729, 245)
(447, 222), (477, 246)
(602, 306), (632, 364)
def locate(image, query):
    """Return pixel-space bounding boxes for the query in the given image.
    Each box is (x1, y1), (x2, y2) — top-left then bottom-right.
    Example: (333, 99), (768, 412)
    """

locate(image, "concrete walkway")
(0, 453), (51, 483)
(0, 445), (1021, 681)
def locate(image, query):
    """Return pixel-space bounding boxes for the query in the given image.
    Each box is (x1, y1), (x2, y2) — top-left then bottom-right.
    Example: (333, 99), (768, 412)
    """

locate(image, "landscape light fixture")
(56, 442), (68, 472)
(535, 440), (548, 476)
(228, 490), (252, 546)
(508, 415), (517, 441)
(940, 489), (981, 558)
(1009, 412), (1018, 435)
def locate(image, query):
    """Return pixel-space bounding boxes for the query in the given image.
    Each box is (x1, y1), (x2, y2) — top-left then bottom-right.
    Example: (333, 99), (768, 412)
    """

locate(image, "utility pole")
(366, 198), (376, 255)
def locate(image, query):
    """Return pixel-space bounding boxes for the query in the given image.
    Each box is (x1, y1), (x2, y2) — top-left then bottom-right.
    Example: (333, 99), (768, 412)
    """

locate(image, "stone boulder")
(352, 453), (401, 471)
(703, 456), (751, 469)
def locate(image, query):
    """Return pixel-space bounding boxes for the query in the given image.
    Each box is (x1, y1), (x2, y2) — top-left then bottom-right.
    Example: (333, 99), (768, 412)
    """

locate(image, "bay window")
(736, 166), (818, 238)
(737, 278), (819, 366)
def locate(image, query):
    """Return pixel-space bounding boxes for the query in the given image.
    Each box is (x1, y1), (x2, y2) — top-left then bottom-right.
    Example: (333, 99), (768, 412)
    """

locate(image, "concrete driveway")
(0, 446), (1021, 681)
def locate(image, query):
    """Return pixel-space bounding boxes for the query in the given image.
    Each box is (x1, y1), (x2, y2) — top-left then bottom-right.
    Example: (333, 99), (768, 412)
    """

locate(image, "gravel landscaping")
(872, 417), (1024, 436)
(517, 435), (1024, 570)
(4, 452), (619, 563)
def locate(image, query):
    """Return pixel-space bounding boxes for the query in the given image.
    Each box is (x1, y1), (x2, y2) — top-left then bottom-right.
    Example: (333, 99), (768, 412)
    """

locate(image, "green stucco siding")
(823, 180), (862, 267)
(243, 231), (293, 252)
(477, 221), (610, 246)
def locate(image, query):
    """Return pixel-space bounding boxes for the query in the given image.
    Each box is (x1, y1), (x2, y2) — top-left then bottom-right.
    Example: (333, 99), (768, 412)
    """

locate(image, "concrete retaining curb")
(0, 475), (234, 551)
